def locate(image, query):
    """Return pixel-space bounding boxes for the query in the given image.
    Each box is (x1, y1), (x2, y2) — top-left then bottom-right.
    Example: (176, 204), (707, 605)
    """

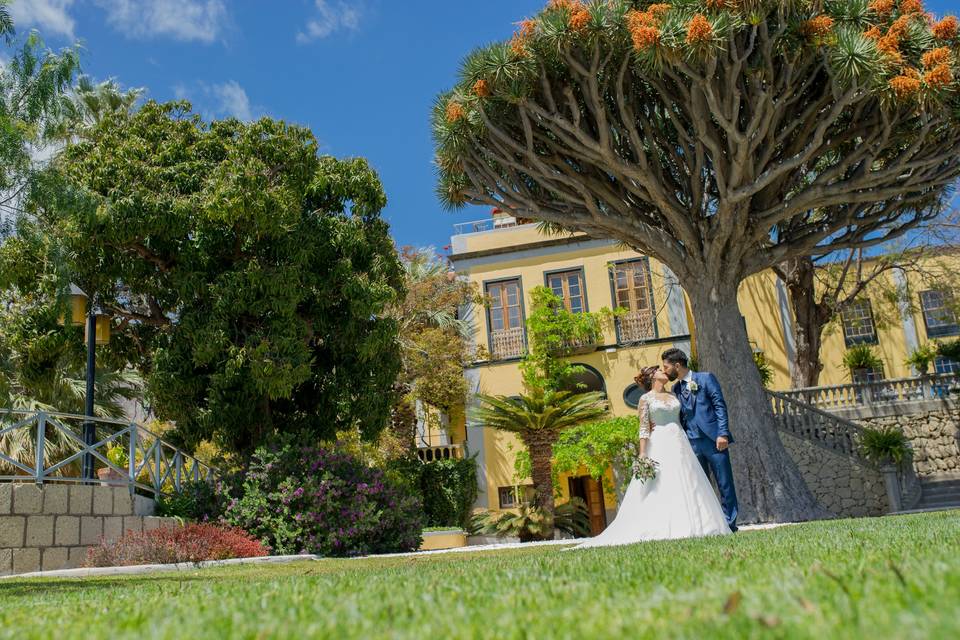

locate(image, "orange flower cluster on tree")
(803, 15), (835, 41)
(925, 64), (953, 88)
(686, 14), (714, 45)
(705, 0), (728, 10)
(511, 19), (537, 57)
(890, 71), (922, 99)
(922, 47), (952, 68)
(933, 16), (958, 40)
(446, 101), (465, 124)
(900, 0), (925, 14)
(626, 7), (666, 51)
(569, 5), (591, 32)
(868, 0), (895, 15)
(864, 25), (882, 40)
(473, 79), (491, 98)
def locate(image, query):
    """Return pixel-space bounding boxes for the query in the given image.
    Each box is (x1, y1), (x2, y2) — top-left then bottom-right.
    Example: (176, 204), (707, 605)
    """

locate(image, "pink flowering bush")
(223, 443), (423, 557)
(85, 523), (269, 567)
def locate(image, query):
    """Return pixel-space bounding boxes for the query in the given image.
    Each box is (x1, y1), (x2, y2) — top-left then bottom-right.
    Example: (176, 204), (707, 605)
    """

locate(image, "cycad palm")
(472, 389), (607, 537)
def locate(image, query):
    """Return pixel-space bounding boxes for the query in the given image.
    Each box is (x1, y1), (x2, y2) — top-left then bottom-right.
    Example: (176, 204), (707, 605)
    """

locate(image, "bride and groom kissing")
(577, 348), (739, 549)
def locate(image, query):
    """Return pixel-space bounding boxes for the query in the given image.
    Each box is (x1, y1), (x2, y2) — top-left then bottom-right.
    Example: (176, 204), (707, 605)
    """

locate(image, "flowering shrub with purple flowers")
(224, 443), (423, 557)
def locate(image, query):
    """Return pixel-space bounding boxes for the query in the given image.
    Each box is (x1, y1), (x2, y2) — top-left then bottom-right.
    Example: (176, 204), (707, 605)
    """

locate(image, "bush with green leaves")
(937, 339), (960, 362)
(223, 441), (423, 557)
(552, 416), (639, 495)
(859, 425), (912, 467)
(470, 498), (590, 542)
(906, 344), (938, 374)
(842, 345), (884, 378)
(753, 351), (774, 388)
(155, 480), (227, 523)
(419, 457), (478, 529)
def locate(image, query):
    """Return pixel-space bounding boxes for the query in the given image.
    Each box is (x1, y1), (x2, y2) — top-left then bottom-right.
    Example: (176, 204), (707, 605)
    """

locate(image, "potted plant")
(858, 425), (912, 512)
(905, 344), (937, 375)
(842, 345), (884, 383)
(98, 443), (129, 487)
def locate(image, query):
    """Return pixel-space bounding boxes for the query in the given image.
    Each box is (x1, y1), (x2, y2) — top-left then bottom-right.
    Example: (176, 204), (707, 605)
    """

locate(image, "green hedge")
(420, 457), (478, 529)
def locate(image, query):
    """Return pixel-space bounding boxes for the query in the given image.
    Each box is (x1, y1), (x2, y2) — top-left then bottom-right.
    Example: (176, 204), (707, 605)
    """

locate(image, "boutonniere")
(688, 381), (699, 392)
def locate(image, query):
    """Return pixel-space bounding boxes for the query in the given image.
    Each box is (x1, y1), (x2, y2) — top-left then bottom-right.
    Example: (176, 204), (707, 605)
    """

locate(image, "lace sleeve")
(638, 396), (652, 440)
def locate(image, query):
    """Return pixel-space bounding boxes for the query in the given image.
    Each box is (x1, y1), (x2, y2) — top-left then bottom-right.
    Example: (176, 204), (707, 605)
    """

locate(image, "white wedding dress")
(576, 392), (731, 548)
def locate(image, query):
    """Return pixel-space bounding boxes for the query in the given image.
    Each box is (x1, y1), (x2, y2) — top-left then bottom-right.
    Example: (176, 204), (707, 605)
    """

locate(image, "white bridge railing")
(776, 373), (960, 411)
(0, 410), (215, 497)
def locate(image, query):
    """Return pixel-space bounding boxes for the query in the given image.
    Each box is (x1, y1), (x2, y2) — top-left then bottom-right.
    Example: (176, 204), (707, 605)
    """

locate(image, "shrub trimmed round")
(224, 444), (423, 557)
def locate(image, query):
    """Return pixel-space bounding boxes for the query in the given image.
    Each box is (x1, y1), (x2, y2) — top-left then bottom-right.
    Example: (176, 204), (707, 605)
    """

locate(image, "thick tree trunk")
(685, 281), (828, 523)
(779, 257), (832, 389)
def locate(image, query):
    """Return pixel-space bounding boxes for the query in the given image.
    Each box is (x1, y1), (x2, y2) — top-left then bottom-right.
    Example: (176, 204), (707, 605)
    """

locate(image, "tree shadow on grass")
(0, 573), (216, 598)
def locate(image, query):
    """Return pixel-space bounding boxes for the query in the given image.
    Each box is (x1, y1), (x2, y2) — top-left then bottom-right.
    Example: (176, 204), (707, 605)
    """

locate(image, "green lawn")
(2, 511), (958, 639)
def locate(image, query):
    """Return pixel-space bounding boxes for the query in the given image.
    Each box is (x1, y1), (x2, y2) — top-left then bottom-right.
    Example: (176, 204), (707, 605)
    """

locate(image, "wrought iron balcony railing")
(616, 309), (657, 344)
(489, 327), (526, 360)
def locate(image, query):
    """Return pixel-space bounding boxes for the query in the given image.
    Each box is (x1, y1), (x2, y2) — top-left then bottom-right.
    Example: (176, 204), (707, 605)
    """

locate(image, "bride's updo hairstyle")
(634, 366), (660, 392)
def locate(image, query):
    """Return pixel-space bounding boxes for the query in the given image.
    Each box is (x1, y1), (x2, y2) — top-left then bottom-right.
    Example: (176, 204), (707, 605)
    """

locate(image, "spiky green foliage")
(472, 388), (607, 538)
(433, 0), (960, 525)
(470, 497), (591, 541)
(859, 424), (912, 465)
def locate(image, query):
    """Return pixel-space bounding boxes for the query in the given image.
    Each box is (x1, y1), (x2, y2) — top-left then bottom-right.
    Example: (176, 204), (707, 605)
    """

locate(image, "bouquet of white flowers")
(631, 456), (659, 483)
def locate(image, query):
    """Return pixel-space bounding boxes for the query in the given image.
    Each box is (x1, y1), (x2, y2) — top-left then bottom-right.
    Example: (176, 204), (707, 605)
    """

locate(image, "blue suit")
(674, 371), (739, 531)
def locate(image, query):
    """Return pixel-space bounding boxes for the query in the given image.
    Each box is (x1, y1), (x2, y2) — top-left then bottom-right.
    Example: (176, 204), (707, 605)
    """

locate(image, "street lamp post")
(60, 285), (110, 481)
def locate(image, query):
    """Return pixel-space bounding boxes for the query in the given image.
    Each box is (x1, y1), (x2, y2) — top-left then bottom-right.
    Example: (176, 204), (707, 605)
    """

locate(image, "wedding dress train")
(575, 393), (731, 548)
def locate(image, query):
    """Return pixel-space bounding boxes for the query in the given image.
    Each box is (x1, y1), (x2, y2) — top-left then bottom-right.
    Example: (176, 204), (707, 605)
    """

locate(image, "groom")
(661, 348), (739, 532)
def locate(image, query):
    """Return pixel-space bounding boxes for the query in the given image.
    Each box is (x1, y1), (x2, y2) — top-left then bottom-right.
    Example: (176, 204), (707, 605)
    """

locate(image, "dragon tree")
(433, 0), (960, 522)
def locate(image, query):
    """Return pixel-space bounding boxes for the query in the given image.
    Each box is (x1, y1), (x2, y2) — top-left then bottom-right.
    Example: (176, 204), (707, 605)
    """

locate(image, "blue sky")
(9, 1), (958, 252)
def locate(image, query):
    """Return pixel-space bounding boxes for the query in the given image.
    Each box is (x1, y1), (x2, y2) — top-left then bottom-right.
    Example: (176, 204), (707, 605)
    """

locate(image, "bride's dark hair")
(634, 366), (660, 392)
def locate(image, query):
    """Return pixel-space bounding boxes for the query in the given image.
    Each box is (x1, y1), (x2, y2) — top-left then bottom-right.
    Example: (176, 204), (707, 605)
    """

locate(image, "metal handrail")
(0, 409), (216, 497)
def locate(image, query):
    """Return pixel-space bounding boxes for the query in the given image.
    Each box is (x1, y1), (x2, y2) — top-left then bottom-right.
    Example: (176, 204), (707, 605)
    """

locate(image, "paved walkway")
(3, 521), (801, 580)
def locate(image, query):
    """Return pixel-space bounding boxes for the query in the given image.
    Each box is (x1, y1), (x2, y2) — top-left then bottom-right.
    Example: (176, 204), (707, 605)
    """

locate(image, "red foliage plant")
(85, 523), (269, 567)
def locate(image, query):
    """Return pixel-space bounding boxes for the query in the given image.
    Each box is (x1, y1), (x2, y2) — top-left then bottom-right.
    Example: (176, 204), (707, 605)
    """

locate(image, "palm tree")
(386, 247), (474, 448)
(48, 75), (143, 141)
(0, 341), (142, 474)
(472, 389), (607, 538)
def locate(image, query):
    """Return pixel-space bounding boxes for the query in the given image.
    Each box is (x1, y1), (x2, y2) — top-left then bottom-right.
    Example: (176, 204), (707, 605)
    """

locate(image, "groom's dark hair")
(661, 348), (688, 367)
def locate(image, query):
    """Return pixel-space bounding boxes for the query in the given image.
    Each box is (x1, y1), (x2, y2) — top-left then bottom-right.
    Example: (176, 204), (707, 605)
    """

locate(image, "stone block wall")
(0, 484), (180, 576)
(779, 433), (889, 518)
(858, 408), (960, 477)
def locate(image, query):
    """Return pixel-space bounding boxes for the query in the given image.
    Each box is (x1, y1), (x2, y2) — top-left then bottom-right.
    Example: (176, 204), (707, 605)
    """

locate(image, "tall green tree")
(0, 8), (79, 223)
(17, 101), (405, 456)
(386, 247), (474, 449)
(433, 0), (960, 522)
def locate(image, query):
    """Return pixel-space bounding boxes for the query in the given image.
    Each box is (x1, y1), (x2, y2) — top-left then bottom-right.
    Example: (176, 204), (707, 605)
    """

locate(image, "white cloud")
(93, 0), (227, 43)
(8, 0), (77, 39)
(210, 80), (252, 121)
(174, 80), (257, 122)
(296, 0), (362, 43)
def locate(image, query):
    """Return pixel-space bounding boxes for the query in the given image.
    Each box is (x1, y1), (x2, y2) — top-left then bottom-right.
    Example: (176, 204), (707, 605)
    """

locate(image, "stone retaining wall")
(0, 484), (180, 576)
(857, 408), (960, 477)
(779, 433), (889, 518)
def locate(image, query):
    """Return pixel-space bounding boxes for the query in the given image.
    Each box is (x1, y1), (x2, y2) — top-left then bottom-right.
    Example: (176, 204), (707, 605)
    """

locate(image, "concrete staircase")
(916, 476), (960, 511)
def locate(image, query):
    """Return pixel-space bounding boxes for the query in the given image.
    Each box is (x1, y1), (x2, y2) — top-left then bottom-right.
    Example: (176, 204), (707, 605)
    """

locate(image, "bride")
(576, 366), (731, 548)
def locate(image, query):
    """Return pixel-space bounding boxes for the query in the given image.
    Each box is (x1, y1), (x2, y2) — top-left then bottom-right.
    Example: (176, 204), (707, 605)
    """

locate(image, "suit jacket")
(673, 371), (734, 443)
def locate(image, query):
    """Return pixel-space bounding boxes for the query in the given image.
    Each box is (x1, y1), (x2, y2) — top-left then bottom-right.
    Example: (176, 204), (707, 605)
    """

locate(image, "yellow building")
(430, 213), (960, 530)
